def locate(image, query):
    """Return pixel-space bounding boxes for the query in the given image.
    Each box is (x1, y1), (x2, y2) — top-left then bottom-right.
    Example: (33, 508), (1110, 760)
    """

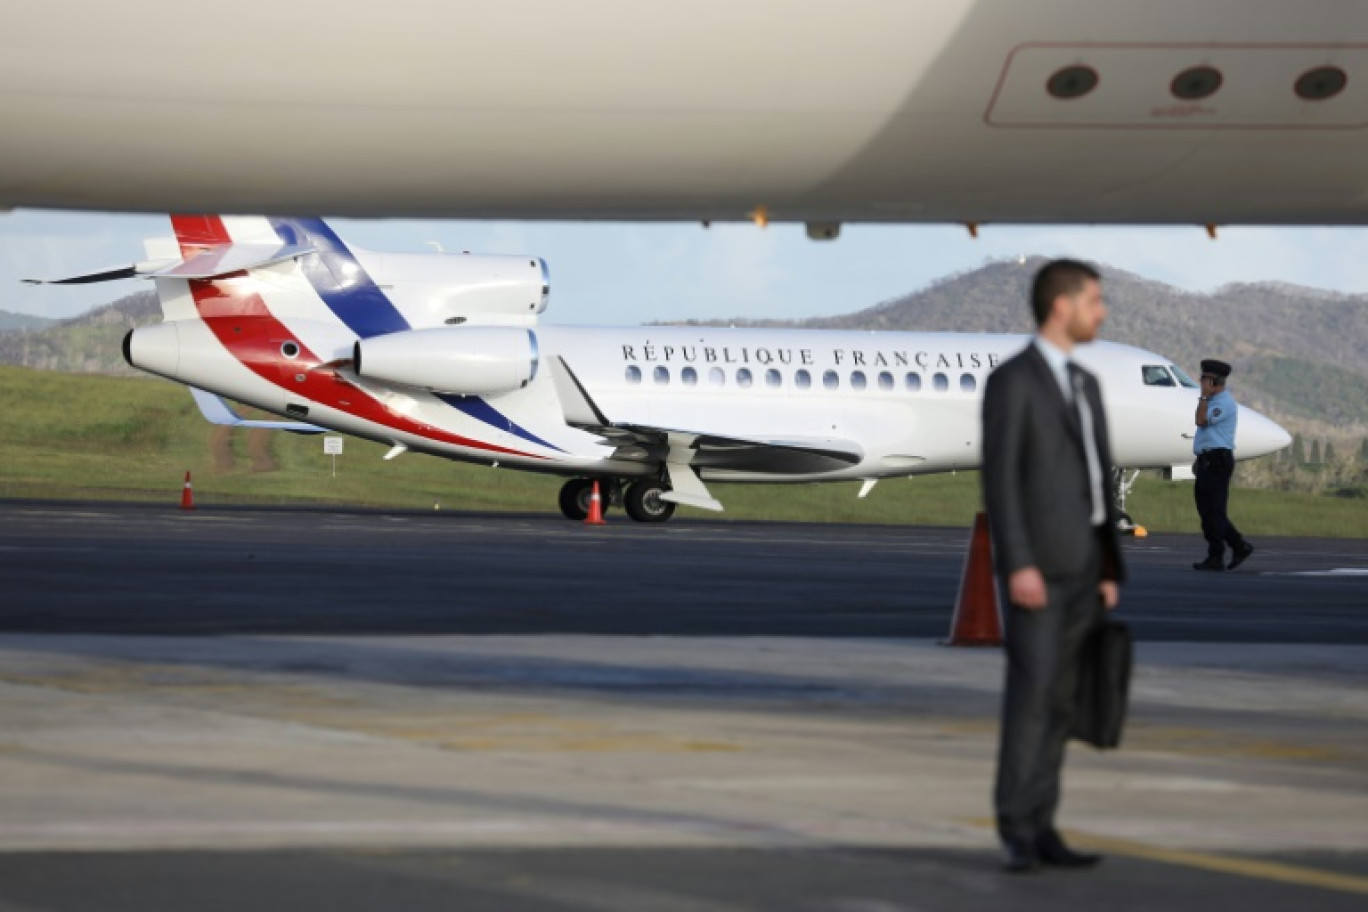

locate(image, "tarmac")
(0, 500), (1364, 910)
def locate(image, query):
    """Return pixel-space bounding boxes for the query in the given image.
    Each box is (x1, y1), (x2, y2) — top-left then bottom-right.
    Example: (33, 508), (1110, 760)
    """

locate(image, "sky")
(3, 208), (1368, 326)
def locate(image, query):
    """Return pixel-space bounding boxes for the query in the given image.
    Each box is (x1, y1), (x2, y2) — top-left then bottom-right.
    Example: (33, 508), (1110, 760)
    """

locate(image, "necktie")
(1069, 364), (1107, 527)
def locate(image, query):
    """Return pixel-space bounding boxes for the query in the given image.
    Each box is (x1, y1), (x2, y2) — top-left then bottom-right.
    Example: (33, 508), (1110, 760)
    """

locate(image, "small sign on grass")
(324, 436), (344, 476)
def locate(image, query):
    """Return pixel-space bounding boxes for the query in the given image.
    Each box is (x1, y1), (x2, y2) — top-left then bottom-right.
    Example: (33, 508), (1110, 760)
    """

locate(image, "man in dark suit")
(981, 259), (1126, 873)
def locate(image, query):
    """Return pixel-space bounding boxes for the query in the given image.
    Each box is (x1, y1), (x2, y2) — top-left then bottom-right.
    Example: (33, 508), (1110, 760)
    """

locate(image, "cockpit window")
(1142, 365), (1177, 387)
(1169, 364), (1200, 388)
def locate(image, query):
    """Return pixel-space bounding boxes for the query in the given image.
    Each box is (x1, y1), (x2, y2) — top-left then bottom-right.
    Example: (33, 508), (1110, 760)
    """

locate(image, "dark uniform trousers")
(1193, 448), (1245, 561)
(994, 533), (1104, 843)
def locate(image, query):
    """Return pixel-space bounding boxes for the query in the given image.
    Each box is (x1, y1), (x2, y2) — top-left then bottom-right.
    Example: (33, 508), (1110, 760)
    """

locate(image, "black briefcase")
(1072, 619), (1132, 749)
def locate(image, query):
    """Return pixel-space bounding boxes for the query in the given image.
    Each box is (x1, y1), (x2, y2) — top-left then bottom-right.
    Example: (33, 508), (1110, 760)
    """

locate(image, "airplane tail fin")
(166, 215), (414, 337)
(152, 215), (318, 322)
(169, 215), (229, 251)
(169, 215), (283, 254)
(35, 215), (539, 337)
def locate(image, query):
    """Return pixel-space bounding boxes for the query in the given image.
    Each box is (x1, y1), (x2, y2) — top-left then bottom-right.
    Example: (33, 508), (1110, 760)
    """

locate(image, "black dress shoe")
(1035, 830), (1102, 868)
(1228, 542), (1254, 570)
(1001, 837), (1042, 874)
(1192, 558), (1225, 572)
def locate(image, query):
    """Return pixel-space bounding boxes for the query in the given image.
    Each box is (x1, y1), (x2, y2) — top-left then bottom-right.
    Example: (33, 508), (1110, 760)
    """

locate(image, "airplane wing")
(601, 424), (864, 474)
(548, 354), (862, 510)
(189, 388), (325, 434)
(588, 425), (864, 512)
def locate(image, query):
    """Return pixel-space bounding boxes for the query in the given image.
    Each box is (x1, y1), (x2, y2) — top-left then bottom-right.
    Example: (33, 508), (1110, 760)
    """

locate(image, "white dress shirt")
(1034, 337), (1107, 527)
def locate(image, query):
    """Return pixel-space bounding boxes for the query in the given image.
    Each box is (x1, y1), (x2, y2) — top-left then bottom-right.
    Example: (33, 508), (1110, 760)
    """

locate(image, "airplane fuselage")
(133, 317), (1287, 483)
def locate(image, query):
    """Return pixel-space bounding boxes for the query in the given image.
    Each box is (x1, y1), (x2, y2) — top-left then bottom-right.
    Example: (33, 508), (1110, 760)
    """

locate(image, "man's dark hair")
(1030, 259), (1100, 326)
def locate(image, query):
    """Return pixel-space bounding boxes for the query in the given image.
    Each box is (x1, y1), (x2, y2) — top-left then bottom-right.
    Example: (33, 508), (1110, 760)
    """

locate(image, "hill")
(0, 310), (54, 332)
(0, 290), (159, 374)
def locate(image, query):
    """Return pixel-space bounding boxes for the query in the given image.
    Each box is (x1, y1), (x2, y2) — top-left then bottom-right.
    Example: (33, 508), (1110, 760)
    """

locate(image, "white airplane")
(1, 1), (1366, 225)
(32, 216), (1291, 522)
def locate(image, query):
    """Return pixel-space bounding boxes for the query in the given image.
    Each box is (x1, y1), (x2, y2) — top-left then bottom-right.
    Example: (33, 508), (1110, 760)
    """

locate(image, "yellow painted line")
(1075, 834), (1368, 896)
(274, 712), (744, 754)
(963, 819), (1368, 895)
(1124, 726), (1360, 764)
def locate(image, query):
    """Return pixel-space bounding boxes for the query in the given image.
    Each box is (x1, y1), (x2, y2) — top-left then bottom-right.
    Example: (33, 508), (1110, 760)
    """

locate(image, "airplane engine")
(353, 326), (538, 395)
(368, 253), (550, 323)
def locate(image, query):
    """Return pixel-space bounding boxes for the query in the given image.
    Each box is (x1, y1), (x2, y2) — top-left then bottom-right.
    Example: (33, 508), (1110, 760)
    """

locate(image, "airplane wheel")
(560, 478), (611, 520)
(1115, 511), (1136, 535)
(559, 478), (592, 520)
(625, 480), (676, 523)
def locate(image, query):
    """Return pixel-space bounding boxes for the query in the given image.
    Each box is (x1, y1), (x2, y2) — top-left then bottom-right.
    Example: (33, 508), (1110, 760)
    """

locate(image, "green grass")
(1099, 477), (1368, 538)
(1, 366), (1365, 536)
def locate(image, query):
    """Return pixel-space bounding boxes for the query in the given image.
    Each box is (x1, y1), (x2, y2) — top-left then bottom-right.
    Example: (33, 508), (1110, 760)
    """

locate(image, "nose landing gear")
(1113, 467), (1141, 535)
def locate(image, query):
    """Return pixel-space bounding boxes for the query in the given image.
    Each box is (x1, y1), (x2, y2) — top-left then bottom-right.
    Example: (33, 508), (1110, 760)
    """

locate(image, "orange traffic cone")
(944, 512), (1002, 646)
(584, 480), (606, 525)
(180, 471), (195, 511)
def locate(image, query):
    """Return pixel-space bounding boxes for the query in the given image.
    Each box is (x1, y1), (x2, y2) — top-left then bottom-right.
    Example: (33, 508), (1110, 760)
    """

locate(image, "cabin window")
(654, 366), (670, 385)
(625, 365), (642, 385)
(736, 367), (753, 388)
(933, 373), (949, 392)
(849, 371), (866, 390)
(823, 370), (839, 390)
(708, 367), (725, 386)
(681, 366), (698, 386)
(1142, 365), (1176, 387)
(960, 373), (977, 393)
(765, 368), (782, 388)
(1169, 364), (1199, 388)
(905, 372), (922, 392)
(795, 369), (812, 389)
(878, 371), (894, 391)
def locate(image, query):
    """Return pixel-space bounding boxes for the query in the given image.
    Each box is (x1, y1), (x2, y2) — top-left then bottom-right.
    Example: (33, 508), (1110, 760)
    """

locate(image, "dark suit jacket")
(981, 342), (1125, 586)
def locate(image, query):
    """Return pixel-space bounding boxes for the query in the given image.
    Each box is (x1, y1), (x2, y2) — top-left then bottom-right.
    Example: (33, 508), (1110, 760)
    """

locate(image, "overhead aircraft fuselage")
(1, 1), (1366, 224)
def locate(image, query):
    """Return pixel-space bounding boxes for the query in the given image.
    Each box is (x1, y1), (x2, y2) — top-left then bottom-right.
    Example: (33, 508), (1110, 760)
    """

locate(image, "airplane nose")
(1238, 407), (1292, 459)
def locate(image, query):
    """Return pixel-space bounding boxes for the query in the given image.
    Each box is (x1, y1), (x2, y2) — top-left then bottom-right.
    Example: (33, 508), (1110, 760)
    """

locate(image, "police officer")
(1192, 359), (1254, 571)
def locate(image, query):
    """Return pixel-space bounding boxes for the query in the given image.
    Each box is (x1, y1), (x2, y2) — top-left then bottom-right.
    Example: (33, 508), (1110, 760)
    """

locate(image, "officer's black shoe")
(1001, 837), (1042, 874)
(1036, 830), (1102, 869)
(1229, 542), (1255, 570)
(1192, 558), (1225, 572)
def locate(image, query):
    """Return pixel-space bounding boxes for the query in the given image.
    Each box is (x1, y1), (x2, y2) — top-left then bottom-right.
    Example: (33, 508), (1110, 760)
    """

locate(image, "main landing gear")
(558, 478), (676, 523)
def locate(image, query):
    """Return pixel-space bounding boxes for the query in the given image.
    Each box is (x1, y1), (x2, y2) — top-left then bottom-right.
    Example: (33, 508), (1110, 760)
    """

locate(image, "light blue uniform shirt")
(1194, 389), (1238, 454)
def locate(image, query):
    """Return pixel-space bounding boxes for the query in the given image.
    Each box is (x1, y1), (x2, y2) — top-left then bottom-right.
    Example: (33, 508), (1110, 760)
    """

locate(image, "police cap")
(1200, 359), (1232, 379)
